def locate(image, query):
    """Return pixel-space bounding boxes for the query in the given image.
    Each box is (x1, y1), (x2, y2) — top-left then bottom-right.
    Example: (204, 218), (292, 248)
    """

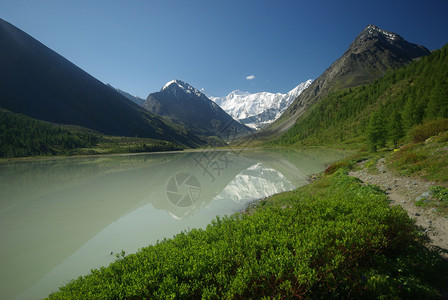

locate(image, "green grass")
(388, 131), (448, 183)
(90, 135), (183, 154)
(46, 171), (448, 299)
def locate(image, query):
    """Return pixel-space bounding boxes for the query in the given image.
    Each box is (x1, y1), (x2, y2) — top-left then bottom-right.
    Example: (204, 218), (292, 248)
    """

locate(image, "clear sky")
(1, 0), (447, 98)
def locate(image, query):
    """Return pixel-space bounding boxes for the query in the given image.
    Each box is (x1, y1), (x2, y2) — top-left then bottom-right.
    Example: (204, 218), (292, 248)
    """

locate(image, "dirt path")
(349, 158), (448, 258)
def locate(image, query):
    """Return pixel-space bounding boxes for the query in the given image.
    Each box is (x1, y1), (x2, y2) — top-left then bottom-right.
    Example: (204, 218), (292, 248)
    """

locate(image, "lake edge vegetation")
(46, 169), (448, 299)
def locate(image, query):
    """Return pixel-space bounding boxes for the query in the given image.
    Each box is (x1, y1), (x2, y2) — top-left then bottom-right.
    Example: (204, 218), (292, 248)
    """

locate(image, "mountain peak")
(229, 90), (251, 97)
(348, 24), (429, 59)
(268, 25), (430, 136)
(161, 79), (189, 91)
(161, 79), (203, 98)
(144, 80), (252, 138)
(210, 80), (312, 129)
(361, 24), (400, 41)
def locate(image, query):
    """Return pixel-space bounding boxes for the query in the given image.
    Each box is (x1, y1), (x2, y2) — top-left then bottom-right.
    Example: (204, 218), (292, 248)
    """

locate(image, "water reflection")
(0, 148), (348, 299)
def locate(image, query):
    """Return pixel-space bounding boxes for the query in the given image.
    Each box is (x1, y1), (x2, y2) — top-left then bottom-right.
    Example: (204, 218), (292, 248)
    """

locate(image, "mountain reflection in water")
(0, 148), (348, 299)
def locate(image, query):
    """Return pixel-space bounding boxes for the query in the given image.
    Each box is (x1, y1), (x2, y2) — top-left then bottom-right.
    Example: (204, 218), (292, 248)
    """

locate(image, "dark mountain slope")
(144, 80), (253, 139)
(264, 25), (430, 136)
(0, 18), (202, 147)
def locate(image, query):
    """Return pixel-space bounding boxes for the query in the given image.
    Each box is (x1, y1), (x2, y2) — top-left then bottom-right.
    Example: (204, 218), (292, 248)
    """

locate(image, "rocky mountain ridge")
(143, 80), (252, 139)
(266, 24), (431, 136)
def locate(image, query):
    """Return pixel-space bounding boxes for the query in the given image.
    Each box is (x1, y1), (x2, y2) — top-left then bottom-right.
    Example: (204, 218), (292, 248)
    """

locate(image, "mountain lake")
(0, 148), (349, 299)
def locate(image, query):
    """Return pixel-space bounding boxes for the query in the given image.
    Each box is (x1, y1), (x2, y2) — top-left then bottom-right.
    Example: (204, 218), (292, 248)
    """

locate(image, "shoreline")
(0, 147), (271, 164)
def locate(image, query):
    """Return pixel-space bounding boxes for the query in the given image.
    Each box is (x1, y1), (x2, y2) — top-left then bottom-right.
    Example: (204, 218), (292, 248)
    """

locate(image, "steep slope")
(106, 85), (146, 106)
(210, 80), (312, 129)
(143, 80), (253, 139)
(0, 18), (202, 147)
(265, 24), (430, 136)
(272, 43), (448, 146)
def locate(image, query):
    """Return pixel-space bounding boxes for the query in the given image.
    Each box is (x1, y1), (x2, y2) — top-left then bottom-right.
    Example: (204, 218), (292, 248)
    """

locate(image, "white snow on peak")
(161, 79), (178, 91)
(209, 79), (313, 129)
(161, 79), (203, 98)
(365, 24), (397, 41)
(212, 163), (295, 204)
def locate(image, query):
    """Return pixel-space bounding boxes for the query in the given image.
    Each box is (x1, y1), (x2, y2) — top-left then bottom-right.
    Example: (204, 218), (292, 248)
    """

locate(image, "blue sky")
(1, 0), (447, 98)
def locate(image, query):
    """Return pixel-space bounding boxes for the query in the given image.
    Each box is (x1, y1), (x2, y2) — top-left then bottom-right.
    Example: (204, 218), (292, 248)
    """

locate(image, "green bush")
(430, 186), (448, 202)
(46, 173), (447, 299)
(324, 160), (352, 175)
(410, 119), (448, 143)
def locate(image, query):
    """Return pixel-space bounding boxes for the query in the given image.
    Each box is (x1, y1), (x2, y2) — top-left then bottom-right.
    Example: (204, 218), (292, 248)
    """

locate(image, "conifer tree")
(367, 111), (386, 152)
(388, 111), (404, 148)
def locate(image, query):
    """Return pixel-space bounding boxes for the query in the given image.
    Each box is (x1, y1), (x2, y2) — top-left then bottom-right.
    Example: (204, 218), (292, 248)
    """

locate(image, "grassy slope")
(46, 171), (448, 299)
(389, 130), (448, 183)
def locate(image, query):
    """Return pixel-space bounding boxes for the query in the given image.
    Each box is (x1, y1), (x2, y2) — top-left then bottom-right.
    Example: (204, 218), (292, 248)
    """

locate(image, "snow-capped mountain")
(143, 80), (252, 138)
(213, 163), (295, 204)
(209, 80), (313, 129)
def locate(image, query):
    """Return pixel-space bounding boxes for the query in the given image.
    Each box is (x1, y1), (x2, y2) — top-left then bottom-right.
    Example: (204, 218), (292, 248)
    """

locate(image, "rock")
(422, 191), (431, 197)
(415, 196), (429, 202)
(415, 213), (421, 216)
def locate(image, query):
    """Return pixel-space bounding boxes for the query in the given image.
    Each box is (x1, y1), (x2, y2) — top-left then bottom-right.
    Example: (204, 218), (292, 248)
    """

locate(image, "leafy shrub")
(46, 173), (447, 299)
(324, 160), (352, 174)
(430, 186), (448, 202)
(435, 131), (448, 142)
(389, 132), (448, 182)
(410, 119), (448, 143)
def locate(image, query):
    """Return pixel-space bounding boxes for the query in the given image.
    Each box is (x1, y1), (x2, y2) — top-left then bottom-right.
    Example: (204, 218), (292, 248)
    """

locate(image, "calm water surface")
(0, 148), (348, 299)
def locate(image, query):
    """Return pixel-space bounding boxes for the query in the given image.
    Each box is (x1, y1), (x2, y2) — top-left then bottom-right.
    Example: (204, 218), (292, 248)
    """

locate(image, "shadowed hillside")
(0, 18), (203, 148)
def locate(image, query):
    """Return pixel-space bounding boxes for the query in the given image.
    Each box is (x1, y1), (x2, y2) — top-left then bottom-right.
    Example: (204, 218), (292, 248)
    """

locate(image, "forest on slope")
(0, 110), (183, 158)
(272, 44), (448, 147)
(0, 110), (99, 157)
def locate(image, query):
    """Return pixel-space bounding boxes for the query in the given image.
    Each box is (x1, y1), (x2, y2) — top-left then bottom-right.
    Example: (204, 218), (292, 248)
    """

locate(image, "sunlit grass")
(46, 171), (448, 299)
(388, 131), (448, 183)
